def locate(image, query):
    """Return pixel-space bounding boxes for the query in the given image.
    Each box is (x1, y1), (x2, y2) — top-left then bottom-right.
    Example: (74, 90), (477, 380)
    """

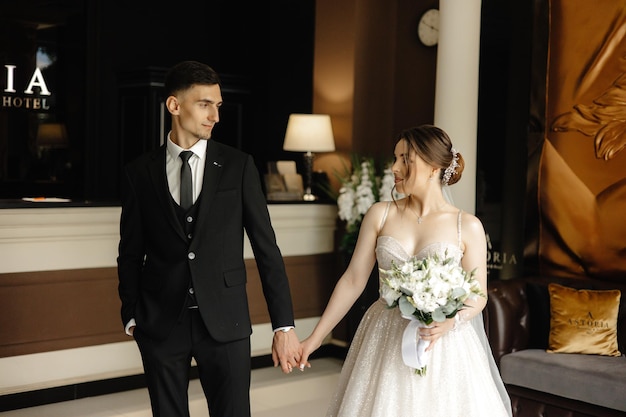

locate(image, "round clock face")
(417, 9), (439, 47)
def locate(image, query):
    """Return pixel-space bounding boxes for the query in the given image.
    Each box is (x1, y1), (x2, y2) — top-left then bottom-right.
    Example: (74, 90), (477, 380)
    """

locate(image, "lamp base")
(301, 151), (317, 202)
(303, 192), (317, 202)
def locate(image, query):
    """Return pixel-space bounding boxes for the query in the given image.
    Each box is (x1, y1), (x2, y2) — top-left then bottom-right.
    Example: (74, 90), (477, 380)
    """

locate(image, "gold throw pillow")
(548, 283), (621, 356)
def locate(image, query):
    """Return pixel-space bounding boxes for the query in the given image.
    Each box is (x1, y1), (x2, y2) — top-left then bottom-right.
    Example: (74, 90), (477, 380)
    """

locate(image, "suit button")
(189, 288), (195, 294)
(188, 252), (195, 260)
(186, 216), (193, 223)
(187, 233), (193, 239)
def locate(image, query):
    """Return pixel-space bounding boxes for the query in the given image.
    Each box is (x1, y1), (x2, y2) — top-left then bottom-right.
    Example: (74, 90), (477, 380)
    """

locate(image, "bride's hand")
(421, 318), (455, 351)
(298, 337), (319, 371)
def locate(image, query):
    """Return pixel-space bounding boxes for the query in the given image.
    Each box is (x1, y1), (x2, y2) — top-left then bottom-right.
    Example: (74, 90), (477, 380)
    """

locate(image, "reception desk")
(0, 203), (338, 395)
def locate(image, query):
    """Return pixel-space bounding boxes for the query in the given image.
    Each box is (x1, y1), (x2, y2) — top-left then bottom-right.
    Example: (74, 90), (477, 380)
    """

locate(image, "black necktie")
(179, 151), (193, 210)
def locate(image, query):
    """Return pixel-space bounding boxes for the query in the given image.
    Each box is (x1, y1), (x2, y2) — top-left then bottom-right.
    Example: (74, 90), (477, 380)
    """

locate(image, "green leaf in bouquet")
(450, 287), (467, 299)
(399, 297), (416, 316)
(432, 309), (446, 322)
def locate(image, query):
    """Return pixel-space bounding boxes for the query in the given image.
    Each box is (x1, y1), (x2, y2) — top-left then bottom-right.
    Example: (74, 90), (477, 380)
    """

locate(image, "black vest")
(173, 196), (200, 308)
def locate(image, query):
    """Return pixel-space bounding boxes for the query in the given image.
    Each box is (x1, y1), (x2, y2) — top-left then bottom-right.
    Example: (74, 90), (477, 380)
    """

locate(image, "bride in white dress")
(299, 125), (512, 417)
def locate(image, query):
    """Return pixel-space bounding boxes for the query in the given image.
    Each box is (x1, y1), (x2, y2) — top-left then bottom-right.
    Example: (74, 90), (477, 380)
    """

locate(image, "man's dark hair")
(164, 61), (221, 97)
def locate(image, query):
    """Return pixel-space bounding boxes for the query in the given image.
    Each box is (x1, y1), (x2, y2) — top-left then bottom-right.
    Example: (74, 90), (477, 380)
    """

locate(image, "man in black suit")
(117, 60), (301, 417)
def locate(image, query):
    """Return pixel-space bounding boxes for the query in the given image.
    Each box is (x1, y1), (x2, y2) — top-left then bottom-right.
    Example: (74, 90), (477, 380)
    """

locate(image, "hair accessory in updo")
(442, 148), (459, 186)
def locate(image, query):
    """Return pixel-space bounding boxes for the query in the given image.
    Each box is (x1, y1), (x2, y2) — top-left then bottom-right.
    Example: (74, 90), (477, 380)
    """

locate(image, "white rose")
(381, 285), (402, 307)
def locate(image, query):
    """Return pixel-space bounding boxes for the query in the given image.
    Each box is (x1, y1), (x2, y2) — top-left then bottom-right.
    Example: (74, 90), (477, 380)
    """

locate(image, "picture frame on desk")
(265, 173), (303, 201)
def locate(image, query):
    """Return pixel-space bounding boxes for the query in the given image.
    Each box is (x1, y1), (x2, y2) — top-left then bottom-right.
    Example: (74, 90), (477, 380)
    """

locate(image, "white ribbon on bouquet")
(401, 316), (432, 375)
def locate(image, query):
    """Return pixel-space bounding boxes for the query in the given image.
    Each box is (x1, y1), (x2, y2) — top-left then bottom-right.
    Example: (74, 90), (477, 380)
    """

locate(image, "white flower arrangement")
(335, 155), (399, 254)
(379, 251), (485, 375)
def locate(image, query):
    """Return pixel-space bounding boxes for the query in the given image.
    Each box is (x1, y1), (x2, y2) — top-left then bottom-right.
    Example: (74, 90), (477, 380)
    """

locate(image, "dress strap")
(379, 201), (392, 231)
(457, 210), (463, 248)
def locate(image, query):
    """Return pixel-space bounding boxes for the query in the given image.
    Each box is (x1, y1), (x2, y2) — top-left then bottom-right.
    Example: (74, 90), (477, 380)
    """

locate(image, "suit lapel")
(194, 140), (224, 236)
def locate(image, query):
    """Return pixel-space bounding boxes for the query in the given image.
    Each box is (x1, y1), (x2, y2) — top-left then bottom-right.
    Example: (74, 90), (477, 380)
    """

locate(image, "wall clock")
(417, 8), (439, 47)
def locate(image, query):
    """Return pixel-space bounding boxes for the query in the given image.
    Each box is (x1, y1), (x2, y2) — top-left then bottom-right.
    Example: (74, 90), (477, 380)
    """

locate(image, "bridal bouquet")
(379, 251), (485, 375)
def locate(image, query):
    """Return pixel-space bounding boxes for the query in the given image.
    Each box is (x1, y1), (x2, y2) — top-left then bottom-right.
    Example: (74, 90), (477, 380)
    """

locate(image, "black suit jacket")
(117, 140), (294, 342)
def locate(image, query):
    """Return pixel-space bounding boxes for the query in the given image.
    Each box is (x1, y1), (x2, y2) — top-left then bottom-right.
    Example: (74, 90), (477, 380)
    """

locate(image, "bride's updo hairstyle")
(396, 125), (465, 186)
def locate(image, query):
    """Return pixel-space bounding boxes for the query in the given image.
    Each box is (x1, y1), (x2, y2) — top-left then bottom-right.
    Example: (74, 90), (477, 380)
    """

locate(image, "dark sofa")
(484, 276), (626, 417)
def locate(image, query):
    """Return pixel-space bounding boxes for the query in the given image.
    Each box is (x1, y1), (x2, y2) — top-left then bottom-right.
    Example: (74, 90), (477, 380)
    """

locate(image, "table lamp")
(36, 123), (68, 149)
(283, 114), (335, 201)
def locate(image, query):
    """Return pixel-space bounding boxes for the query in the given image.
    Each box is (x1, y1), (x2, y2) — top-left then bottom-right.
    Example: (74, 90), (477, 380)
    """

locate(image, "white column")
(434, 0), (482, 215)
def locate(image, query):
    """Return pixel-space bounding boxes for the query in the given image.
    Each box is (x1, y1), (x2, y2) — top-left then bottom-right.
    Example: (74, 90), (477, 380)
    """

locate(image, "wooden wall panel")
(0, 268), (126, 358)
(0, 254), (338, 358)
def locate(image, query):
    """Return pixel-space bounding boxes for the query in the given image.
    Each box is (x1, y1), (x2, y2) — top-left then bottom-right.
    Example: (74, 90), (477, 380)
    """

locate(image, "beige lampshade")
(36, 123), (68, 148)
(283, 114), (335, 152)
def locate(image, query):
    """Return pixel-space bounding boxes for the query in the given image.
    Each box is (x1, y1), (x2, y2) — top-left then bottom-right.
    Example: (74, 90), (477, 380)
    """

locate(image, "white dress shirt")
(165, 133), (207, 205)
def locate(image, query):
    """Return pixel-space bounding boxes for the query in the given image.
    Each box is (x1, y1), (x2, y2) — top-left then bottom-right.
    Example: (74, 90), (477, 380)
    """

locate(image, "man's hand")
(271, 329), (302, 374)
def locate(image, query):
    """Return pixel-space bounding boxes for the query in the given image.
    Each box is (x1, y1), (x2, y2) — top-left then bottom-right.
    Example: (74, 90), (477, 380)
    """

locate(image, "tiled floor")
(0, 358), (343, 417)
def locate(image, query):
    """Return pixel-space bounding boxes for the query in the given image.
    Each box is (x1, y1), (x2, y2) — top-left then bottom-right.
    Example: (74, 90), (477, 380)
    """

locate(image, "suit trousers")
(134, 308), (252, 417)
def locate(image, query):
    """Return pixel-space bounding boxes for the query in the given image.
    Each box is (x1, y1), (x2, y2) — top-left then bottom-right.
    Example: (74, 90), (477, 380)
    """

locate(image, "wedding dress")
(326, 210), (512, 417)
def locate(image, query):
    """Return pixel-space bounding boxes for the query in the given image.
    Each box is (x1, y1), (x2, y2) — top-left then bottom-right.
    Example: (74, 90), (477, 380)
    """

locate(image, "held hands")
(297, 336), (319, 372)
(272, 329), (304, 374)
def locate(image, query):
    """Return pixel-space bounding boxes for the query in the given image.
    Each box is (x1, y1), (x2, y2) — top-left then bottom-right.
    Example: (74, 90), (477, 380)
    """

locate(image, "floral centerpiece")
(334, 154), (397, 254)
(379, 251), (485, 375)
